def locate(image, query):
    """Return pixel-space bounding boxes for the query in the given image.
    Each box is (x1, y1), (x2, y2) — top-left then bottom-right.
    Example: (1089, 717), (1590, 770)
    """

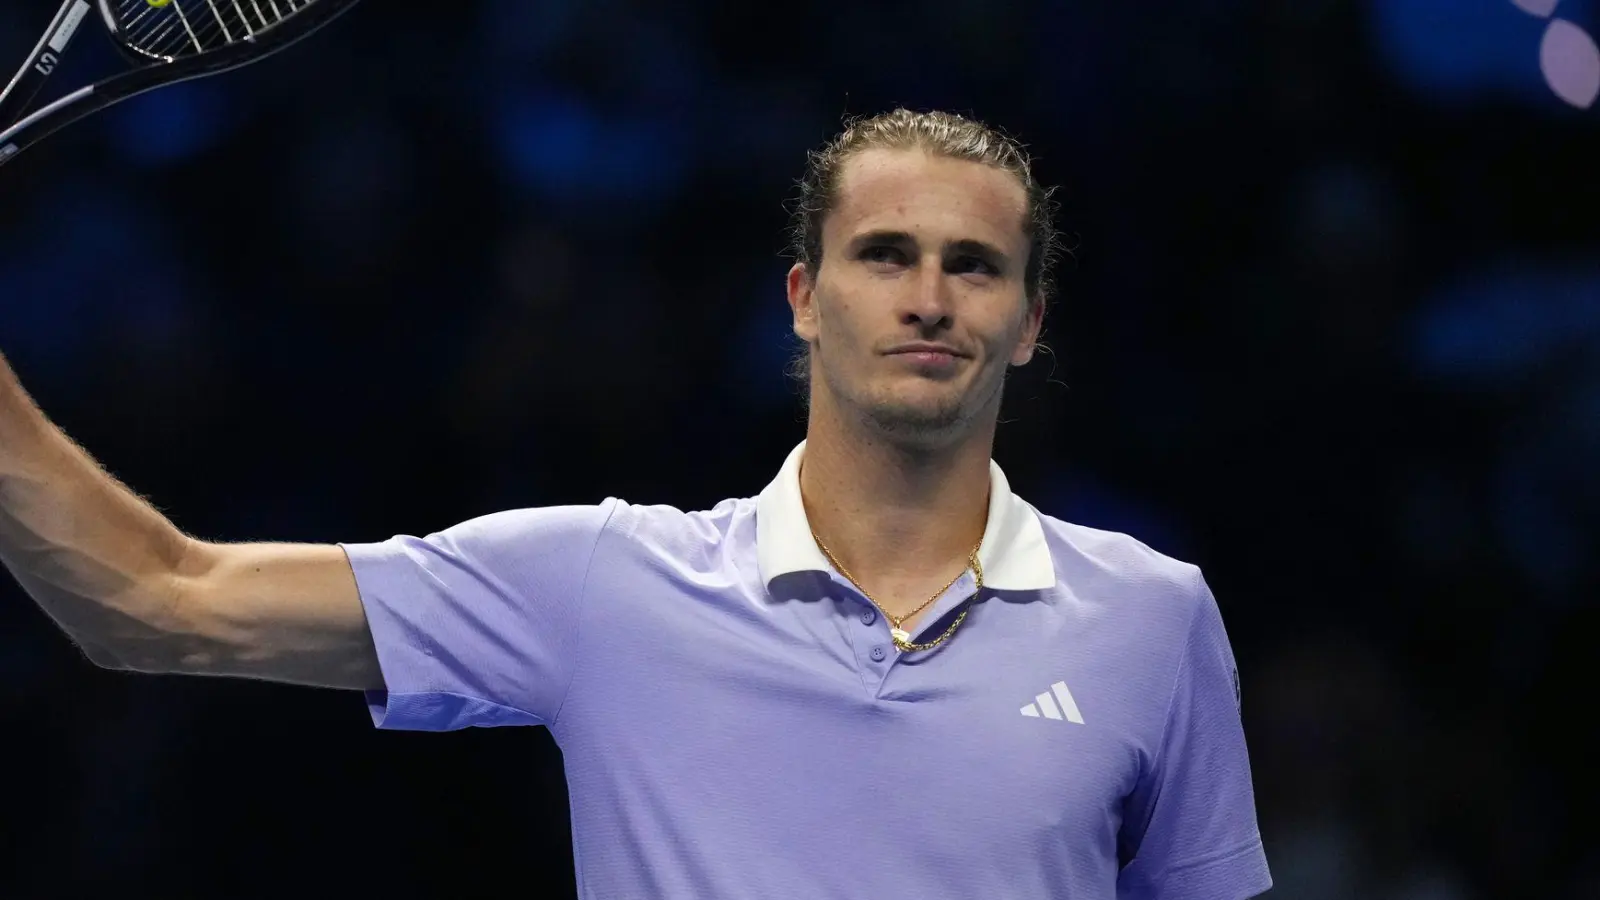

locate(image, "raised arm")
(0, 352), (381, 690)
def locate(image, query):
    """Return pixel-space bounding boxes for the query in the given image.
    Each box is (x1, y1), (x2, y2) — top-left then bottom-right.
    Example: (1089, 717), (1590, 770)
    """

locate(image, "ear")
(787, 262), (820, 343)
(1010, 295), (1046, 366)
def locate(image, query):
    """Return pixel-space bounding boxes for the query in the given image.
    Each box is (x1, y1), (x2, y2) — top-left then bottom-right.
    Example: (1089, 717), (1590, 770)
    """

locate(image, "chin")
(818, 366), (982, 439)
(861, 395), (970, 439)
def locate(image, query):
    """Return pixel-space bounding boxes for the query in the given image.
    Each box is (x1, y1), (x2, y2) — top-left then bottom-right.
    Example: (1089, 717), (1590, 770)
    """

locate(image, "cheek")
(818, 292), (872, 346)
(971, 300), (1025, 347)
(975, 315), (1034, 370)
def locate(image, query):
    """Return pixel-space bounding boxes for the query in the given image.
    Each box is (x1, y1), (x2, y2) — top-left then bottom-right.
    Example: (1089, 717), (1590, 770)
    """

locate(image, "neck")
(799, 399), (994, 588)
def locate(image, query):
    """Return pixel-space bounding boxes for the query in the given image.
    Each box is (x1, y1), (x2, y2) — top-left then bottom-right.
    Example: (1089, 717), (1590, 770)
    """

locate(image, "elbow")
(71, 630), (181, 675)
(149, 539), (237, 674)
(77, 637), (133, 672)
(147, 538), (263, 677)
(68, 612), (195, 676)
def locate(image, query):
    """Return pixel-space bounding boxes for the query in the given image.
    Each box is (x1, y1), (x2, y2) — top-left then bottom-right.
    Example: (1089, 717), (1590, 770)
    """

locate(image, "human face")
(787, 148), (1043, 446)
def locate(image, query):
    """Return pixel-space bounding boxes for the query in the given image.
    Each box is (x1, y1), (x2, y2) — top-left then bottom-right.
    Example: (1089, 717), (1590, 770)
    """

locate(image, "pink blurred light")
(1541, 19), (1600, 108)
(1511, 0), (1560, 18)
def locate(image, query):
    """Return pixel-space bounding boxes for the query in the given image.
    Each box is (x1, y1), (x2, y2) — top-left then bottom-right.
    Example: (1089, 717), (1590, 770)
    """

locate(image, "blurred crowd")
(0, 1), (1596, 897)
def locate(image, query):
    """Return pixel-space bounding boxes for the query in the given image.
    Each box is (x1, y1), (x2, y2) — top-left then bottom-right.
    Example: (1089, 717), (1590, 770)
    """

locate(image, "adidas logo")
(1020, 681), (1085, 725)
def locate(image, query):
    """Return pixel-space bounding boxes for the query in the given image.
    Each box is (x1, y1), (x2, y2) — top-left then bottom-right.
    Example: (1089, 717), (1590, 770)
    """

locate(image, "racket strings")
(111, 0), (319, 60)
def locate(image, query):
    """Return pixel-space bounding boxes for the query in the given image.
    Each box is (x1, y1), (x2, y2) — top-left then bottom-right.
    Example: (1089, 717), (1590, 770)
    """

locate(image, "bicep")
(168, 539), (383, 690)
(344, 503), (618, 730)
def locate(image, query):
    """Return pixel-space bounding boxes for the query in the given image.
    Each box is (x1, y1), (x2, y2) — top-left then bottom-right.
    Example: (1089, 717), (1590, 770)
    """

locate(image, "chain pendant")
(812, 532), (984, 654)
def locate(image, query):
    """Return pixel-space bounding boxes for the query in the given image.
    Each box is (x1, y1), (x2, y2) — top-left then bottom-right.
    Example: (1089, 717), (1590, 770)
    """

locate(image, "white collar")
(755, 442), (1056, 592)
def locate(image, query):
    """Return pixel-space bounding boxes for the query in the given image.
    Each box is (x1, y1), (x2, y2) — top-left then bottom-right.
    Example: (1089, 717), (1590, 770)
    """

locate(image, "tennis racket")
(0, 0), (359, 168)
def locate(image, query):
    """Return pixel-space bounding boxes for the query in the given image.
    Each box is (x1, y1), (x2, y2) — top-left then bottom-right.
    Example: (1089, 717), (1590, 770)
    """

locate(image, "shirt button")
(870, 646), (887, 662)
(860, 609), (876, 625)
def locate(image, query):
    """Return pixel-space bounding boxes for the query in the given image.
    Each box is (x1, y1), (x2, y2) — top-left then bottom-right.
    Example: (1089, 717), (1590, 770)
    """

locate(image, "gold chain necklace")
(812, 533), (985, 653)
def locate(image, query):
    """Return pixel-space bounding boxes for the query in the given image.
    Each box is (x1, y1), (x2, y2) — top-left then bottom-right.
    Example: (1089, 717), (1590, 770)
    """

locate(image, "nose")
(899, 256), (954, 330)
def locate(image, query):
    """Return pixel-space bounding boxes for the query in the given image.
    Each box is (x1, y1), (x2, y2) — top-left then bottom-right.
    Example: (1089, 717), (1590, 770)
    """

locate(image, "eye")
(951, 256), (999, 276)
(860, 244), (908, 266)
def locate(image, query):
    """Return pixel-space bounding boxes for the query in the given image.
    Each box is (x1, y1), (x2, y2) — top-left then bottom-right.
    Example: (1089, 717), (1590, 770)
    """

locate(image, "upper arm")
(1116, 572), (1273, 900)
(338, 501), (618, 731)
(166, 540), (382, 690)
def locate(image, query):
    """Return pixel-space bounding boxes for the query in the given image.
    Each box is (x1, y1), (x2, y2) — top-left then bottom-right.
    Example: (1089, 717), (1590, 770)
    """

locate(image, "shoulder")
(595, 495), (757, 567)
(1031, 508), (1208, 639)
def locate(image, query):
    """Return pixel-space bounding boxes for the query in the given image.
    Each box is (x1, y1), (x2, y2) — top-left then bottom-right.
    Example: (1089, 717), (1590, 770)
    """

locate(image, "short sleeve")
(338, 499), (618, 732)
(1116, 572), (1272, 900)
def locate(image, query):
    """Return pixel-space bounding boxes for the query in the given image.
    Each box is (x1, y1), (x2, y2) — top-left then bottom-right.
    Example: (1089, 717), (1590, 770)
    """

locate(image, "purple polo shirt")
(341, 443), (1271, 900)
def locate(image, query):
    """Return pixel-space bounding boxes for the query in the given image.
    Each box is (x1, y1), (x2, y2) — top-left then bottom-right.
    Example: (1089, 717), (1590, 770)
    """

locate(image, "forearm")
(0, 354), (193, 667)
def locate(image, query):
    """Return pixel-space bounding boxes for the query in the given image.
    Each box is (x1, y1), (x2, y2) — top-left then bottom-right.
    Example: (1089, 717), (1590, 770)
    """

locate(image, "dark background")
(2, 1), (1598, 898)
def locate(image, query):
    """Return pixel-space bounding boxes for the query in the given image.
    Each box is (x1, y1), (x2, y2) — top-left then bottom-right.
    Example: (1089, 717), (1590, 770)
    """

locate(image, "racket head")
(1, 0), (358, 166)
(97, 0), (357, 64)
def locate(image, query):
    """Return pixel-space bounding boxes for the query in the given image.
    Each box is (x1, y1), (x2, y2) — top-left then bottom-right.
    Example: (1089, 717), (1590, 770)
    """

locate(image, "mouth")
(884, 343), (967, 370)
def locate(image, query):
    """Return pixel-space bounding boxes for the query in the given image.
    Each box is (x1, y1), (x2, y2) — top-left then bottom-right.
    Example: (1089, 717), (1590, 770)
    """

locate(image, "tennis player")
(0, 108), (1271, 899)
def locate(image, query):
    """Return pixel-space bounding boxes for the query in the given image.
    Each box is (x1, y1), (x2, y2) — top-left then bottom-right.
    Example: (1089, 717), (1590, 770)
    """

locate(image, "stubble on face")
(807, 150), (1035, 449)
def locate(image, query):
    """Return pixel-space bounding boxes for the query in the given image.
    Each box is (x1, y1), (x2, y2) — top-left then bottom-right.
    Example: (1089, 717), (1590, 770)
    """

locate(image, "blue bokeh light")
(103, 78), (237, 166)
(1368, 0), (1597, 106)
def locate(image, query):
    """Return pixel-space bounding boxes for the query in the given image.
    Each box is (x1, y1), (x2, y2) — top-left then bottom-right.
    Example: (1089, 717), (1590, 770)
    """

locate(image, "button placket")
(828, 572), (897, 672)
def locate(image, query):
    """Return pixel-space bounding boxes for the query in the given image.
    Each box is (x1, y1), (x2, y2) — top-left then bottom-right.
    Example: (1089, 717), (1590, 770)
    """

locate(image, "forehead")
(828, 148), (1029, 254)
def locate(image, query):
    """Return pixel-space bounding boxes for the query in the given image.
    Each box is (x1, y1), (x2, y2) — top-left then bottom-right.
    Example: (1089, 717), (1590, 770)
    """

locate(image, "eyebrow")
(848, 230), (1012, 267)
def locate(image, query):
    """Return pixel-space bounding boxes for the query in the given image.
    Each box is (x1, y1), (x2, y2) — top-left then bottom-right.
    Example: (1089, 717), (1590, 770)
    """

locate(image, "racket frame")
(0, 0), (359, 167)
(0, 0), (94, 130)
